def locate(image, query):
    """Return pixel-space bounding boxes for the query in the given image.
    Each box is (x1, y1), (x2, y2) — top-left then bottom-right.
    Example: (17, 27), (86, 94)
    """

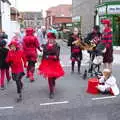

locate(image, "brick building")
(72, 0), (100, 35)
(46, 4), (72, 29)
(20, 11), (43, 28)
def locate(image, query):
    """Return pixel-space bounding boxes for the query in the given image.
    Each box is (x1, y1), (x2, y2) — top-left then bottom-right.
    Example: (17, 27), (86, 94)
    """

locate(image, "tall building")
(72, 0), (99, 35)
(96, 0), (120, 46)
(20, 11), (43, 28)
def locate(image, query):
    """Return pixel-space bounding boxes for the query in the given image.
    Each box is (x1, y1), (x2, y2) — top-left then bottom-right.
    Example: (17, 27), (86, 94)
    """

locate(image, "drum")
(87, 77), (99, 94)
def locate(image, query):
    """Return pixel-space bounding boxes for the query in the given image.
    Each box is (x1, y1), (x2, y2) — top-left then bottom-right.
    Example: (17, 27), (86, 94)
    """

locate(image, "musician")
(85, 25), (101, 45)
(85, 25), (102, 72)
(101, 19), (113, 70)
(68, 28), (82, 73)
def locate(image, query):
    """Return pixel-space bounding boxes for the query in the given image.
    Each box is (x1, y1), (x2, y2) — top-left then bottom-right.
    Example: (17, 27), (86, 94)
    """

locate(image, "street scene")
(0, 0), (120, 120)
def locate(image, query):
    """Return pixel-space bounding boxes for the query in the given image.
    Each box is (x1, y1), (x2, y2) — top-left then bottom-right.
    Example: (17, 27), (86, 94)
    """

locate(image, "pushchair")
(83, 42), (106, 79)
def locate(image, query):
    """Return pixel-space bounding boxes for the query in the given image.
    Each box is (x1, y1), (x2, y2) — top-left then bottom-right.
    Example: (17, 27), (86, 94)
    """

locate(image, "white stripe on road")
(40, 101), (69, 106)
(92, 96), (116, 100)
(0, 106), (14, 110)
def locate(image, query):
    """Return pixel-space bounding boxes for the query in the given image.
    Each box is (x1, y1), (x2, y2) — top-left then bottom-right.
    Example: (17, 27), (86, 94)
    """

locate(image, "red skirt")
(38, 59), (64, 78)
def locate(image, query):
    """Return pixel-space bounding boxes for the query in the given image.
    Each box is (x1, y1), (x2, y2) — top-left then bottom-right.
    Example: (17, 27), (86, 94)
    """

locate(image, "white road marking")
(92, 96), (116, 100)
(40, 101), (69, 106)
(0, 106), (14, 110)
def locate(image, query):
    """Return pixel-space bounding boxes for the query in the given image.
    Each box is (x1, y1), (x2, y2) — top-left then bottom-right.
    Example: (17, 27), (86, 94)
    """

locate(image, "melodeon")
(72, 39), (96, 51)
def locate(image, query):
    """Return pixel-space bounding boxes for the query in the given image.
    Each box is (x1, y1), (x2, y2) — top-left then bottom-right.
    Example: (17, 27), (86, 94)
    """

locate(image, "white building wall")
(10, 21), (20, 40)
(1, 1), (11, 42)
(1, 1), (20, 42)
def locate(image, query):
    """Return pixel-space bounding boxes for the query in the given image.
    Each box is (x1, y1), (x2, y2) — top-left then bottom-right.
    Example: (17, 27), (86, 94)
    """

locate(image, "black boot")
(71, 62), (75, 73)
(16, 93), (22, 102)
(49, 92), (54, 99)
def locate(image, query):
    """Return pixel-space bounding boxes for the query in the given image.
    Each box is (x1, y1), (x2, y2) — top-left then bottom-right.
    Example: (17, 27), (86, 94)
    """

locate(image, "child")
(6, 41), (26, 102)
(96, 69), (119, 96)
(0, 40), (11, 89)
(38, 32), (64, 99)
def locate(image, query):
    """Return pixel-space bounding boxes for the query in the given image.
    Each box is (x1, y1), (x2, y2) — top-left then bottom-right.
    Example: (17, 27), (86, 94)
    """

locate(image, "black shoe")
(16, 93), (22, 102)
(49, 92), (54, 99)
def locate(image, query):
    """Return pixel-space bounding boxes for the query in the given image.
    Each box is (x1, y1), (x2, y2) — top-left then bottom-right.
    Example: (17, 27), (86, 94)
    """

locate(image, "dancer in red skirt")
(38, 32), (64, 99)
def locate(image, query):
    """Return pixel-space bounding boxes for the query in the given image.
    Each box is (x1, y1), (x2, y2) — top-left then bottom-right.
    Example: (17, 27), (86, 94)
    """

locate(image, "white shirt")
(97, 75), (119, 96)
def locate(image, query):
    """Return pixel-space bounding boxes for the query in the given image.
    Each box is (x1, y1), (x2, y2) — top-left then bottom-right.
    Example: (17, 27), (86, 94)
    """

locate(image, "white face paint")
(73, 28), (79, 35)
(10, 45), (17, 51)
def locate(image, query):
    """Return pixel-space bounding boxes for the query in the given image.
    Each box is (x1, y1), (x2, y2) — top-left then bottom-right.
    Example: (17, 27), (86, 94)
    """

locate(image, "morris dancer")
(23, 28), (41, 82)
(38, 32), (64, 99)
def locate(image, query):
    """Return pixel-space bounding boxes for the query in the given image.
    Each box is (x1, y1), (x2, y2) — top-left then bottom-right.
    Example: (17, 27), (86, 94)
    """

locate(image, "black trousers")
(72, 61), (81, 72)
(12, 72), (24, 94)
(27, 61), (36, 74)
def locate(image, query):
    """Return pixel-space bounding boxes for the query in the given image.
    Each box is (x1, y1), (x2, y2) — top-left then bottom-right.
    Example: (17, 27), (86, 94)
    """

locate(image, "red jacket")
(23, 28), (40, 61)
(6, 50), (26, 74)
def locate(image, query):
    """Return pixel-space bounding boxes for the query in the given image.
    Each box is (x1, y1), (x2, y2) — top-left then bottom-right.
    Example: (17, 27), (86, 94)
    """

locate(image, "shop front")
(96, 1), (120, 46)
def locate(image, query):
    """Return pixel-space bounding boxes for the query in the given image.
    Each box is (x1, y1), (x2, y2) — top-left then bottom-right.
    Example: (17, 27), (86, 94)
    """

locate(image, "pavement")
(0, 40), (120, 120)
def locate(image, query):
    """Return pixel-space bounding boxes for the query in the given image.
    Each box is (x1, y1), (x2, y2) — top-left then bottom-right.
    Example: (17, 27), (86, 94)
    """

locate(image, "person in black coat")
(84, 25), (101, 45)
(0, 40), (10, 89)
(84, 25), (102, 72)
(68, 28), (82, 73)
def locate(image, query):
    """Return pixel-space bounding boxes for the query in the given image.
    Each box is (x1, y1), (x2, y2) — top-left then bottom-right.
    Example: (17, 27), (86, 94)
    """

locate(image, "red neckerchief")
(47, 43), (54, 50)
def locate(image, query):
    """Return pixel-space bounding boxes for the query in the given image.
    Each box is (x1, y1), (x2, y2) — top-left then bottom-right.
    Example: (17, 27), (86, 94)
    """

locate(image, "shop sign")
(107, 5), (120, 14)
(66, 23), (72, 27)
(72, 16), (80, 22)
(98, 6), (106, 15)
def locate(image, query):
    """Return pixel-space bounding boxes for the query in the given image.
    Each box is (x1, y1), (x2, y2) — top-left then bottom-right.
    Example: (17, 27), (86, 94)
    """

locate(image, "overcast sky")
(9, 0), (72, 11)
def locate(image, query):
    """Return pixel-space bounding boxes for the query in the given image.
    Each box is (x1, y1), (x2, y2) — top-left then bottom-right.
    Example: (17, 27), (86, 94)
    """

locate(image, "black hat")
(0, 40), (7, 47)
(93, 25), (100, 31)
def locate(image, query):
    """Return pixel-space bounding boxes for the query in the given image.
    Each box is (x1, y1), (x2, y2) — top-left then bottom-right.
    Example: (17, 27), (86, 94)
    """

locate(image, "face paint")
(10, 45), (17, 51)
